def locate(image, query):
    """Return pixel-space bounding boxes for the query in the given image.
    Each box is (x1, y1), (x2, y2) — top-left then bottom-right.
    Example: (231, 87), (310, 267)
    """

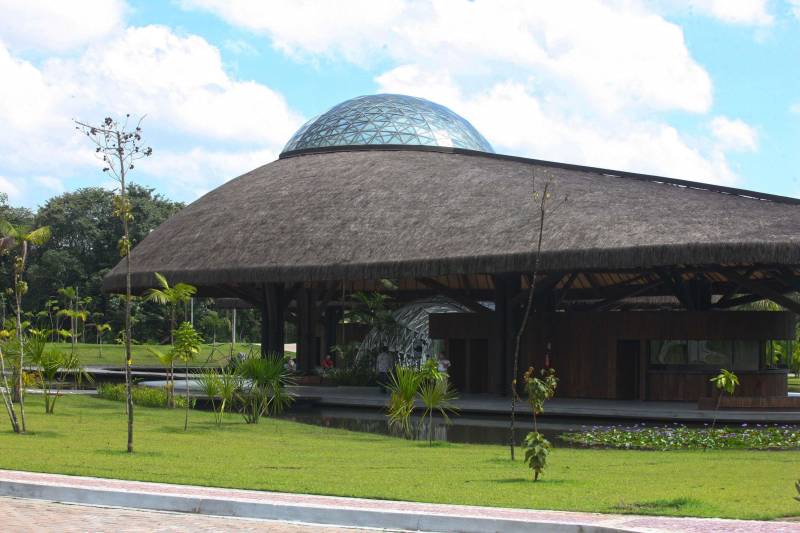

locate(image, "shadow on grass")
(476, 477), (570, 485)
(611, 497), (701, 514)
(94, 449), (166, 458)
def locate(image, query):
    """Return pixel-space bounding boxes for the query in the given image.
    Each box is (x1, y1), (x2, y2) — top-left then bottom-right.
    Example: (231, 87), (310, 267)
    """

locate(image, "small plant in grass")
(172, 322), (203, 430)
(709, 369), (739, 431)
(28, 331), (93, 414)
(522, 366), (558, 481)
(386, 365), (420, 438)
(418, 374), (458, 446)
(198, 368), (239, 426)
(147, 346), (179, 408)
(236, 353), (294, 424)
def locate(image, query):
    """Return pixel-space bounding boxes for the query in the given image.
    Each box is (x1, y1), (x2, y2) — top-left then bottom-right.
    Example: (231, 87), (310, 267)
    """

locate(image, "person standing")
(376, 345), (392, 393)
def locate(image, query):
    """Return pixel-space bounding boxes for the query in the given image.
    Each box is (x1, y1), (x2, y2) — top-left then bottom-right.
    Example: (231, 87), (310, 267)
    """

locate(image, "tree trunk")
(16, 275), (26, 434)
(509, 180), (550, 461)
(184, 359), (189, 431)
(120, 146), (134, 454)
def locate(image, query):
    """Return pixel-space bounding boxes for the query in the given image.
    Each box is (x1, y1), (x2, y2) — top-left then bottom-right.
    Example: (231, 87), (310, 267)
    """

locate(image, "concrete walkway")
(0, 496), (373, 532)
(0, 470), (797, 533)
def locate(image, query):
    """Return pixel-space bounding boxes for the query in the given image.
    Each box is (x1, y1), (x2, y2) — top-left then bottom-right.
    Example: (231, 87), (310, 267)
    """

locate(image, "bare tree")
(509, 171), (566, 460)
(75, 115), (152, 453)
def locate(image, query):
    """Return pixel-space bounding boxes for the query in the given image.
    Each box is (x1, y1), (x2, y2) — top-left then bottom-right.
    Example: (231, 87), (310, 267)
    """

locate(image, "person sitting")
(284, 357), (296, 373)
(322, 354), (334, 371)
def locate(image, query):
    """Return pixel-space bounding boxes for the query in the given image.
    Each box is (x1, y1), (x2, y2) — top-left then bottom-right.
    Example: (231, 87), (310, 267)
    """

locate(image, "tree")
(522, 366), (558, 481)
(709, 368), (739, 431)
(172, 322), (203, 431)
(144, 272), (197, 344)
(57, 287), (87, 356)
(75, 115), (153, 453)
(95, 322), (112, 359)
(0, 220), (51, 433)
(509, 172), (566, 460)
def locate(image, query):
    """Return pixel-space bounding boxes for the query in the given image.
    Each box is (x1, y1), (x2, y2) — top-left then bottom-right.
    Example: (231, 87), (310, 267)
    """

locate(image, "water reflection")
(279, 406), (583, 446)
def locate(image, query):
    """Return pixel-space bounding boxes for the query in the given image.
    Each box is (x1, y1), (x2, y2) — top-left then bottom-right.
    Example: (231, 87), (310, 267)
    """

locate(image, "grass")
(44, 342), (261, 367)
(790, 375), (799, 393)
(1, 395), (799, 521)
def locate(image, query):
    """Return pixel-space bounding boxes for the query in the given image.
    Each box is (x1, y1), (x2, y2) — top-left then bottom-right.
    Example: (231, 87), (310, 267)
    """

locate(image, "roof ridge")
(279, 144), (800, 206)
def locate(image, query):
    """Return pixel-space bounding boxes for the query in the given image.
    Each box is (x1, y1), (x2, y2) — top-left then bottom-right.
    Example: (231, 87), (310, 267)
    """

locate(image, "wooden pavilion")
(104, 94), (800, 402)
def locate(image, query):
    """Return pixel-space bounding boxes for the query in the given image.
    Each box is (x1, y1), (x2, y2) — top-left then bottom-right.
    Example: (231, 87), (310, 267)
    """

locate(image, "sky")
(0, 0), (799, 209)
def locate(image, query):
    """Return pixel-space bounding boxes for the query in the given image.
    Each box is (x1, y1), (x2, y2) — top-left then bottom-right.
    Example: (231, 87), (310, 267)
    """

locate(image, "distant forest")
(0, 186), (263, 345)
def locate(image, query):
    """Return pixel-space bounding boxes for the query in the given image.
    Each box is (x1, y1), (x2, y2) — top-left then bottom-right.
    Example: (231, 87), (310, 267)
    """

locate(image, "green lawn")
(1, 394), (799, 521)
(790, 375), (800, 393)
(45, 342), (259, 367)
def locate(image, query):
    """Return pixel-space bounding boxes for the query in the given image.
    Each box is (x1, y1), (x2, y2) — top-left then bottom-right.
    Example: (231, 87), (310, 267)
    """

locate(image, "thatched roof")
(103, 146), (800, 293)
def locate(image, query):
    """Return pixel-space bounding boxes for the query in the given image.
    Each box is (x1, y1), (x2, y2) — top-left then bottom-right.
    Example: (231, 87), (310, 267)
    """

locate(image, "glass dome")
(282, 94), (494, 154)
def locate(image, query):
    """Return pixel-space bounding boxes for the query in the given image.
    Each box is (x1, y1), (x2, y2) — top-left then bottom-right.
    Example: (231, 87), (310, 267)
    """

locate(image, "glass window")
(688, 340), (732, 367)
(764, 340), (790, 369)
(649, 340), (688, 365)
(733, 340), (760, 371)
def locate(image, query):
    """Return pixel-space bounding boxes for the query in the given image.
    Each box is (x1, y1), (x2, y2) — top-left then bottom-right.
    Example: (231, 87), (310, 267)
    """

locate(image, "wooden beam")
(585, 280), (663, 311)
(417, 277), (492, 315)
(510, 272), (565, 306)
(553, 272), (578, 309)
(724, 270), (800, 315)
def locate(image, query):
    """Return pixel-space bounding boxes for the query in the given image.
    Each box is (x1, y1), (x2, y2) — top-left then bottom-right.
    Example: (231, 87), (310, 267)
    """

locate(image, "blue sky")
(0, 0), (799, 208)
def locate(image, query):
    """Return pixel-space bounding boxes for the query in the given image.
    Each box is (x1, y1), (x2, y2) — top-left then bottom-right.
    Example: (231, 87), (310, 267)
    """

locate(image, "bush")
(96, 383), (191, 409)
(327, 366), (376, 386)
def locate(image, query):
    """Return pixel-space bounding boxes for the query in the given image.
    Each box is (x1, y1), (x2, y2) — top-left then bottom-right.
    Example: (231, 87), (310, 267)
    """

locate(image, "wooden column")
(324, 305), (342, 361)
(261, 283), (285, 358)
(491, 273), (521, 395)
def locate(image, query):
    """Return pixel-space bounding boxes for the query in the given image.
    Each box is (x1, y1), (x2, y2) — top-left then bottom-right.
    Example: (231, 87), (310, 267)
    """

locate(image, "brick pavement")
(0, 469), (798, 533)
(0, 495), (377, 532)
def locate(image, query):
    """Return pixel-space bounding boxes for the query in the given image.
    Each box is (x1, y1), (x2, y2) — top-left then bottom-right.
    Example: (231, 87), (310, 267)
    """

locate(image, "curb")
(0, 479), (635, 533)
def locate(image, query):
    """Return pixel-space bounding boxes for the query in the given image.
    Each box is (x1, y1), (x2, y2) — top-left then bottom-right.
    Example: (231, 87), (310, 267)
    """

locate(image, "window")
(733, 340), (760, 371)
(649, 340), (688, 365)
(688, 340), (731, 367)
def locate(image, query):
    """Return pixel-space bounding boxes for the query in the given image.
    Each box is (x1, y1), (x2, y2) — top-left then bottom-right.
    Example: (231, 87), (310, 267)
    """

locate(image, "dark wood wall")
(430, 311), (794, 400)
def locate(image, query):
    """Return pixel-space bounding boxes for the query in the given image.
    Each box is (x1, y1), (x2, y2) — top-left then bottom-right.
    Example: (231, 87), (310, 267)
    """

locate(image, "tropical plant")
(235, 353), (294, 424)
(521, 366), (559, 481)
(76, 114), (153, 453)
(418, 375), (459, 445)
(0, 220), (51, 433)
(386, 365), (421, 437)
(95, 323), (112, 359)
(172, 321), (203, 430)
(709, 368), (739, 431)
(147, 346), (179, 408)
(523, 431), (551, 481)
(144, 272), (197, 344)
(198, 367), (239, 426)
(29, 333), (93, 414)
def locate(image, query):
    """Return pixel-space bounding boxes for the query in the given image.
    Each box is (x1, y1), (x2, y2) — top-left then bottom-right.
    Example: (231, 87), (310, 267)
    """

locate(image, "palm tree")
(172, 322), (203, 430)
(418, 376), (459, 445)
(95, 323), (112, 359)
(144, 272), (197, 344)
(236, 353), (294, 424)
(0, 221), (51, 433)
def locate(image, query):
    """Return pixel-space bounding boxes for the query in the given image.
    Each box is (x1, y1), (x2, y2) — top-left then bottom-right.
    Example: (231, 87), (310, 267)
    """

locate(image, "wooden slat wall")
(429, 311), (795, 399)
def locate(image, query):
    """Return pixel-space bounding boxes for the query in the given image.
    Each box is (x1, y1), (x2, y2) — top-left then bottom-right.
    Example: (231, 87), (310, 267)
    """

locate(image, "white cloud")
(183, 0), (713, 114)
(683, 0), (773, 26)
(0, 0), (127, 52)
(709, 116), (758, 151)
(377, 69), (740, 186)
(0, 26), (302, 205)
(0, 176), (22, 203)
(141, 146), (277, 200)
(790, 0), (800, 20)
(34, 176), (65, 194)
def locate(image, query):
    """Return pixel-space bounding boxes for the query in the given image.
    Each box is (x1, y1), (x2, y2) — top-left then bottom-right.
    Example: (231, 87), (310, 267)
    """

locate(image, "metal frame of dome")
(281, 94), (494, 154)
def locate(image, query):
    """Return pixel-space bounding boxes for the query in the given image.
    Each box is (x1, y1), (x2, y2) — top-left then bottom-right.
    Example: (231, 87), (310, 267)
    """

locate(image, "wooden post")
(261, 283), (285, 358)
(491, 273), (521, 395)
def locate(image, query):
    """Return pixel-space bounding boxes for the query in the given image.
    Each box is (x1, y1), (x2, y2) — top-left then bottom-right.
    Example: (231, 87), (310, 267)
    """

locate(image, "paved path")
(0, 470), (798, 532)
(0, 496), (373, 532)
